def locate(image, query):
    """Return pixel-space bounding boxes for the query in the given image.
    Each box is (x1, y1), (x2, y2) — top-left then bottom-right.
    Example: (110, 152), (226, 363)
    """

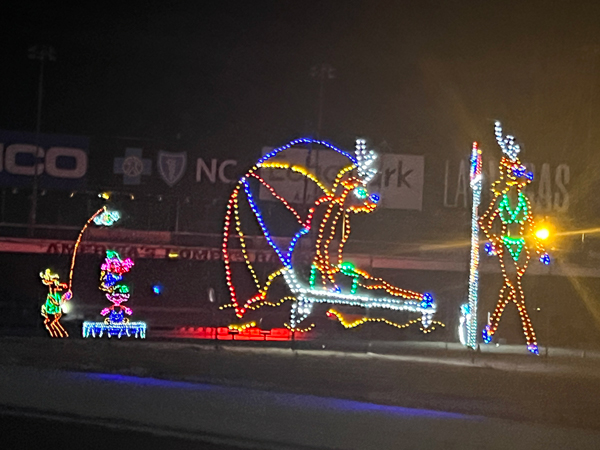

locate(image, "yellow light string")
(284, 323), (316, 332)
(322, 206), (344, 275)
(257, 162), (331, 196)
(333, 165), (357, 186)
(290, 165), (331, 195)
(222, 183), (243, 315)
(327, 309), (445, 333)
(245, 268), (286, 309)
(233, 195), (261, 290)
(248, 296), (296, 310)
(337, 210), (351, 266)
(228, 322), (257, 332)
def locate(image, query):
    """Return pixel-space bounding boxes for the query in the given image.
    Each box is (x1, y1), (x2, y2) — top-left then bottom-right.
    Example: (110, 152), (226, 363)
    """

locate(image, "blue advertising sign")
(0, 130), (89, 189)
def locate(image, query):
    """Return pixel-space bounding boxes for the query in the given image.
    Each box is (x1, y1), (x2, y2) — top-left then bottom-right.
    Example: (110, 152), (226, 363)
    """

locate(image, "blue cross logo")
(113, 148), (152, 185)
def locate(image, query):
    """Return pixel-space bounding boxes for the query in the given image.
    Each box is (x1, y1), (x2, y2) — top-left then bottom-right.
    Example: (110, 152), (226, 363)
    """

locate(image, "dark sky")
(3, 0), (600, 166)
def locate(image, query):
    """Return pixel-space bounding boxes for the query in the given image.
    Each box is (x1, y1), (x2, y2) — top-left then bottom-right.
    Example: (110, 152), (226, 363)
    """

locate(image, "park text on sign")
(258, 147), (425, 210)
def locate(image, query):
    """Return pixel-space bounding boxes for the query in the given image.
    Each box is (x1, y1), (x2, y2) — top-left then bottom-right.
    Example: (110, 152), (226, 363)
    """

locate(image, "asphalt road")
(2, 338), (600, 448)
(2, 365), (600, 450)
(3, 337), (600, 430)
(2, 411), (247, 450)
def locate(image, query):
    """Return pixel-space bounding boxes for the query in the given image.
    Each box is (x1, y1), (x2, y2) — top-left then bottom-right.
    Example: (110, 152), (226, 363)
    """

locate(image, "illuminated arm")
(479, 195), (502, 244)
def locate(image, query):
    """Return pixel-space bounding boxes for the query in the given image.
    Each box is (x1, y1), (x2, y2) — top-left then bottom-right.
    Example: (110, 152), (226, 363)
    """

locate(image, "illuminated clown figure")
(223, 138), (438, 332)
(82, 250), (146, 339)
(40, 269), (72, 338)
(479, 122), (550, 354)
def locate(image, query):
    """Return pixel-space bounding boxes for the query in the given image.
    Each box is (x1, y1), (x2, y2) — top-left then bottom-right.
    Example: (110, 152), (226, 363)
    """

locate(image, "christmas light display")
(327, 309), (445, 333)
(480, 122), (550, 355)
(460, 142), (482, 349)
(222, 138), (437, 331)
(40, 207), (118, 338)
(82, 250), (146, 339)
(93, 209), (120, 226)
(40, 269), (72, 337)
(68, 206), (120, 291)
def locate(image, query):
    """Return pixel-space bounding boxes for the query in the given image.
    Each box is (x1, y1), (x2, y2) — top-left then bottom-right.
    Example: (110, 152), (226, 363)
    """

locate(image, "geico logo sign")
(0, 144), (88, 178)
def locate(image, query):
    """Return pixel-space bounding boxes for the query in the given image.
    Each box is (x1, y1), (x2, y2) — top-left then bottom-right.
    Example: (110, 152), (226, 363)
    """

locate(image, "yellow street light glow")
(535, 227), (550, 240)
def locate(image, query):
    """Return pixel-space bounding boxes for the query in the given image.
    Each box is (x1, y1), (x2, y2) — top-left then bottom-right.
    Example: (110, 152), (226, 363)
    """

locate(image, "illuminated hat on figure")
(494, 121), (534, 187)
(40, 268), (66, 287)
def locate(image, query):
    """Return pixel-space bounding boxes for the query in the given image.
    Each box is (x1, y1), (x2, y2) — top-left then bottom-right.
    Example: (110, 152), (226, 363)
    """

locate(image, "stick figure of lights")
(479, 122), (550, 355)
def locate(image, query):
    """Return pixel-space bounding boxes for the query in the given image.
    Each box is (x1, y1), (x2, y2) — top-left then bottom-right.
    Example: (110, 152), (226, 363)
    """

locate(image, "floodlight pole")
(310, 63), (335, 139)
(27, 45), (55, 237)
(304, 64), (336, 206)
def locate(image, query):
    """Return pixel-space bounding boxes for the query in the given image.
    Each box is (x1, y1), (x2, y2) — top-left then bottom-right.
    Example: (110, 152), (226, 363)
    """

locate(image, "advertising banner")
(0, 129), (89, 189)
(258, 146), (425, 210)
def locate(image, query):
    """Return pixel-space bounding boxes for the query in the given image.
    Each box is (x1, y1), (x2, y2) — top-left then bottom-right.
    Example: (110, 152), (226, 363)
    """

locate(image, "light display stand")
(83, 250), (146, 339)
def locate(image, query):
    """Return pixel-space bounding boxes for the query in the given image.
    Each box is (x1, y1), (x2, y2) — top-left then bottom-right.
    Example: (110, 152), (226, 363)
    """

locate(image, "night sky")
(3, 2), (600, 148)
(3, 1), (600, 227)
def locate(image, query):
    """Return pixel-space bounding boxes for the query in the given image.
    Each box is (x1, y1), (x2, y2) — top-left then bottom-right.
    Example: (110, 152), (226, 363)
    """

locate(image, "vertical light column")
(466, 142), (482, 349)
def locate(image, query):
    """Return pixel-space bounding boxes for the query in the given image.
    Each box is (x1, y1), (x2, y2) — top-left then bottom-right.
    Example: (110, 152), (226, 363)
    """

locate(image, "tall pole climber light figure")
(479, 122), (550, 355)
(460, 142), (482, 349)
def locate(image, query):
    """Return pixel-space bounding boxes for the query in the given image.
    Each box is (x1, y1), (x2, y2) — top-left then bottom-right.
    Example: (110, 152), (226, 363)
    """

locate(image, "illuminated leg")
(483, 283), (513, 343)
(44, 316), (57, 337)
(53, 315), (69, 338)
(289, 296), (313, 329)
(514, 275), (537, 354)
(49, 314), (64, 338)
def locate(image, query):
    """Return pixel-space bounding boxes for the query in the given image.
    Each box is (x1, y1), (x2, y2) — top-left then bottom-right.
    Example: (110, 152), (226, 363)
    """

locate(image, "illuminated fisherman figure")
(223, 138), (437, 332)
(39, 206), (120, 339)
(479, 122), (550, 355)
(40, 269), (72, 338)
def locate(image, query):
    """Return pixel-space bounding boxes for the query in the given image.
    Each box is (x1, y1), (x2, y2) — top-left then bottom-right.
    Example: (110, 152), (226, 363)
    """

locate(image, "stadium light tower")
(27, 44), (56, 237)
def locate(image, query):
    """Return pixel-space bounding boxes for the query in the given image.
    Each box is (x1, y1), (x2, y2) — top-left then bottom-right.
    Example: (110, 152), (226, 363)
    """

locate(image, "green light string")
(499, 192), (528, 224)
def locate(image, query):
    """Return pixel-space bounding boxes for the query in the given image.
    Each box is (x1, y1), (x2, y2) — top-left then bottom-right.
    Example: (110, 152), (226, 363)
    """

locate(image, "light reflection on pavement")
(1, 365), (599, 449)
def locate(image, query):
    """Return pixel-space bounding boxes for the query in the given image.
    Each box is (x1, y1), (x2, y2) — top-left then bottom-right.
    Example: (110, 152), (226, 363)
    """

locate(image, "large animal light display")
(222, 138), (440, 332)
(82, 250), (146, 338)
(479, 122), (550, 354)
